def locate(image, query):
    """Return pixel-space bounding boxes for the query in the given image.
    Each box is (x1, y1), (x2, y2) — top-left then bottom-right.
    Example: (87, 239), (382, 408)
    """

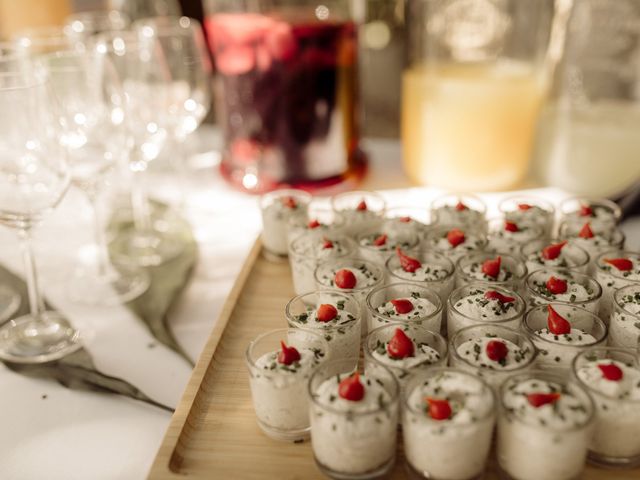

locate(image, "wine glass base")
(110, 231), (184, 267)
(68, 265), (150, 306)
(0, 312), (81, 363)
(0, 284), (21, 323)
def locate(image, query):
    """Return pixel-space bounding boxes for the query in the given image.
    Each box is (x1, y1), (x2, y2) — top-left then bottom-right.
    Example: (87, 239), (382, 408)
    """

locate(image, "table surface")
(0, 126), (638, 480)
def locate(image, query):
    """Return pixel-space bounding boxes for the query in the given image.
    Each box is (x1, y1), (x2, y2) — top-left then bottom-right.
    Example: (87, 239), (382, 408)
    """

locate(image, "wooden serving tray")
(149, 239), (638, 479)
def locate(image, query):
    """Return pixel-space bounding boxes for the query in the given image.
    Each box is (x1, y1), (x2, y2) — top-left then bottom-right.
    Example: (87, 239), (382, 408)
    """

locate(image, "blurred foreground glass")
(402, 0), (572, 191)
(204, 0), (365, 193)
(64, 10), (130, 43)
(533, 0), (640, 197)
(0, 68), (80, 363)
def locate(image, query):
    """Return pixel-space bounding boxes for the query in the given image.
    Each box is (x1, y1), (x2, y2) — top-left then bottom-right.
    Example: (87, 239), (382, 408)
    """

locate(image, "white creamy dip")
(262, 199), (308, 256)
(533, 327), (597, 369)
(609, 287), (640, 349)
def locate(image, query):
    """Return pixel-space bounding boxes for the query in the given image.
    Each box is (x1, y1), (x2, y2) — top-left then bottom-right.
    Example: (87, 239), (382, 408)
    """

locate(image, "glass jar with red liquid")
(204, 0), (366, 193)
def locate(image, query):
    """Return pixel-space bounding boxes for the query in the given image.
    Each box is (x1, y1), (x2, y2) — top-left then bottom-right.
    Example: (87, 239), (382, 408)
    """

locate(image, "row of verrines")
(260, 190), (625, 265)
(245, 292), (639, 475)
(246, 340), (640, 479)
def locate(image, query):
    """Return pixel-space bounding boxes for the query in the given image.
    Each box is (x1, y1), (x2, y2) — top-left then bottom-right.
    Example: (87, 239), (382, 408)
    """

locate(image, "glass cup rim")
(385, 248), (455, 283)
(330, 190), (386, 213)
(314, 257), (384, 293)
(308, 358), (400, 416)
(519, 238), (590, 268)
(595, 250), (640, 281)
(455, 252), (528, 282)
(447, 282), (526, 323)
(572, 347), (640, 404)
(557, 220), (625, 245)
(364, 323), (448, 367)
(365, 281), (444, 323)
(288, 205), (346, 229)
(403, 366), (496, 420)
(285, 290), (361, 329)
(614, 284), (640, 318)
(487, 216), (545, 236)
(522, 303), (608, 347)
(355, 225), (420, 251)
(384, 205), (432, 223)
(449, 323), (538, 371)
(260, 188), (312, 209)
(524, 267), (603, 306)
(430, 192), (487, 214)
(245, 327), (328, 370)
(498, 369), (596, 431)
(290, 232), (354, 257)
(559, 196), (622, 220)
(425, 223), (488, 247)
(498, 194), (555, 215)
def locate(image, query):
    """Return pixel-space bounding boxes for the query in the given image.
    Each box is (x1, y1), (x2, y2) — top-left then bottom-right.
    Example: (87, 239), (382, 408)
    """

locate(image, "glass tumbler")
(204, 0), (366, 193)
(402, 0), (571, 190)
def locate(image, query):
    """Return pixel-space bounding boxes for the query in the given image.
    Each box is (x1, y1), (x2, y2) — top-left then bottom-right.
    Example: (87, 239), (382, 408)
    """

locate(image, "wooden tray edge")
(147, 236), (263, 479)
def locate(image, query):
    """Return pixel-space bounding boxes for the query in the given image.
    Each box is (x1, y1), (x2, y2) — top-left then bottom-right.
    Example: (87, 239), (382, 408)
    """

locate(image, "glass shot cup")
(260, 189), (311, 258)
(245, 328), (328, 441)
(524, 268), (603, 314)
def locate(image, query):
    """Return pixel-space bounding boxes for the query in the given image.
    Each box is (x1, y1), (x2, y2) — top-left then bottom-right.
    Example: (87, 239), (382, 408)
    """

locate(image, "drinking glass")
(64, 10), (130, 43)
(12, 26), (78, 56)
(402, 0), (572, 190)
(0, 67), (80, 363)
(40, 50), (150, 305)
(204, 0), (365, 193)
(110, 0), (181, 21)
(132, 16), (211, 206)
(94, 31), (182, 267)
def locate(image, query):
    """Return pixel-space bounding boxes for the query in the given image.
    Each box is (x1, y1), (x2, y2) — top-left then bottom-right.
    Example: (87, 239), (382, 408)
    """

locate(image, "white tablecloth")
(0, 126), (638, 480)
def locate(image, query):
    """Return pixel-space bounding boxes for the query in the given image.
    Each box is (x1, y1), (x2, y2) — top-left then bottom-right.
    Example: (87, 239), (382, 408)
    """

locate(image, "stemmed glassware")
(40, 50), (150, 305)
(64, 10), (130, 43)
(94, 30), (182, 266)
(0, 64), (80, 363)
(132, 16), (211, 206)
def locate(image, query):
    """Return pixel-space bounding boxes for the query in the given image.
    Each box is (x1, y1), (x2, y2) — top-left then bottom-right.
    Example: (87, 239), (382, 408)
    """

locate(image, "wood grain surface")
(148, 239), (639, 479)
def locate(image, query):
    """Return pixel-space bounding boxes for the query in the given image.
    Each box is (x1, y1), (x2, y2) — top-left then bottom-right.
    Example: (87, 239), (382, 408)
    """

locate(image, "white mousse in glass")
(608, 284), (640, 349)
(260, 189), (310, 257)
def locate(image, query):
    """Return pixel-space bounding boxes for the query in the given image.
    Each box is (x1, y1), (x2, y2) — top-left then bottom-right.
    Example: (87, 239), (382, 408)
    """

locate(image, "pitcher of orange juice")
(402, 0), (573, 191)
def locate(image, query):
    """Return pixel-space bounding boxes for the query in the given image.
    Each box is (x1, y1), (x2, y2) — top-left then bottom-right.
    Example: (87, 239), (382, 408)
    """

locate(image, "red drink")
(205, 13), (365, 193)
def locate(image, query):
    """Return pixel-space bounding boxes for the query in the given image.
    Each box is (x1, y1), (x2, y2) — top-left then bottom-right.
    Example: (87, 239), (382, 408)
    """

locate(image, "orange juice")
(402, 62), (547, 191)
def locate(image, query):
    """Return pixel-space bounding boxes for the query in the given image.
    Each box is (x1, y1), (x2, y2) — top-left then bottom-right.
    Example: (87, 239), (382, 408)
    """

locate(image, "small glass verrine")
(384, 206), (432, 236)
(559, 196), (622, 231)
(403, 368), (496, 480)
(455, 252), (528, 290)
(289, 233), (355, 296)
(498, 195), (555, 237)
(486, 217), (545, 257)
(309, 358), (399, 479)
(287, 204), (345, 244)
(558, 221), (625, 273)
(330, 190), (386, 237)
(497, 370), (595, 480)
(523, 304), (607, 371)
(285, 291), (361, 369)
(524, 268), (602, 314)
(520, 238), (590, 274)
(385, 248), (455, 305)
(572, 347), (640, 468)
(430, 193), (487, 230)
(260, 189), (311, 258)
(594, 250), (640, 321)
(314, 257), (385, 337)
(449, 324), (537, 392)
(424, 224), (488, 265)
(447, 283), (525, 337)
(356, 224), (419, 268)
(608, 284), (640, 349)
(365, 282), (443, 334)
(246, 328), (328, 442)
(364, 324), (447, 392)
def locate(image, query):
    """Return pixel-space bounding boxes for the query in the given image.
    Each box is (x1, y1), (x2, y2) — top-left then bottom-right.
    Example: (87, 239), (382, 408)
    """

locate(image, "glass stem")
(18, 228), (43, 318)
(87, 193), (110, 278)
(131, 161), (152, 235)
(173, 135), (188, 210)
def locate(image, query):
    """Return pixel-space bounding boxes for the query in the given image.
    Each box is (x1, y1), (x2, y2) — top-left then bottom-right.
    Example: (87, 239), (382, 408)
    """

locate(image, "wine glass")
(109, 0), (181, 21)
(64, 10), (130, 43)
(40, 50), (150, 305)
(133, 16), (211, 206)
(94, 31), (182, 266)
(12, 26), (78, 56)
(0, 65), (80, 363)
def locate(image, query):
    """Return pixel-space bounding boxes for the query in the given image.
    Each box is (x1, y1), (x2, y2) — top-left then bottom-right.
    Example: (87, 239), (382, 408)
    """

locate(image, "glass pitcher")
(204, 0), (365, 194)
(533, 0), (640, 197)
(402, 0), (572, 191)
